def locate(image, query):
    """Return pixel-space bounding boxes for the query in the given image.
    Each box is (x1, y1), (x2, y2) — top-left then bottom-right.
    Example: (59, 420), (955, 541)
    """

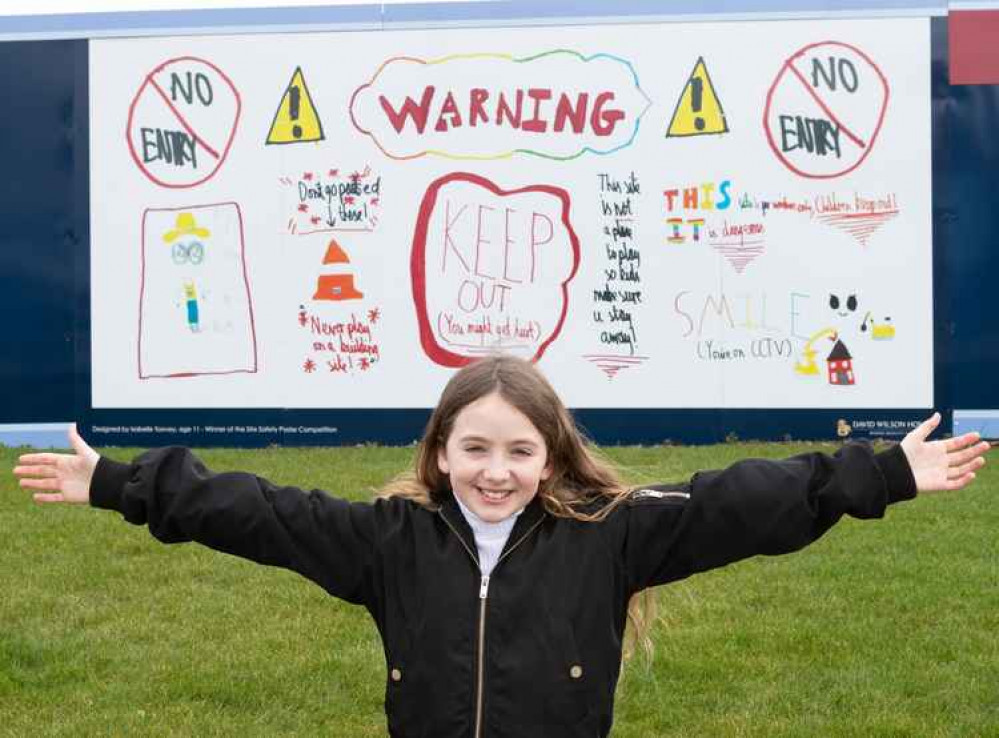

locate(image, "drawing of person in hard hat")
(163, 212), (211, 334)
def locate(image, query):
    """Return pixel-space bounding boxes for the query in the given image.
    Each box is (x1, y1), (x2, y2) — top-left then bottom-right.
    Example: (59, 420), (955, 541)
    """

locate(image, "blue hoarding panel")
(1, 13), (996, 446)
(0, 41), (81, 426)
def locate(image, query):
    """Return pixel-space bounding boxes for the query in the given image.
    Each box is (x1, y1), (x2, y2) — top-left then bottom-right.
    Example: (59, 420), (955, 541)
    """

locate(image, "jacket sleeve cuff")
(90, 456), (134, 512)
(875, 444), (918, 504)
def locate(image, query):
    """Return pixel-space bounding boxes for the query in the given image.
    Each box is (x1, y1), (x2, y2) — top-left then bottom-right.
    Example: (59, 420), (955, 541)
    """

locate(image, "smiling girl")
(13, 355), (989, 738)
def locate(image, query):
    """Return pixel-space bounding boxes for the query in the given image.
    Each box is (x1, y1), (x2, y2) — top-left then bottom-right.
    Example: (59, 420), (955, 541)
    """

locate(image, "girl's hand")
(900, 413), (990, 493)
(13, 424), (100, 504)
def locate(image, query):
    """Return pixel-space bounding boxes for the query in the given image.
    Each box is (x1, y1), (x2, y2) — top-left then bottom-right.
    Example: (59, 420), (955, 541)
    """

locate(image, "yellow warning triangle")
(666, 57), (729, 137)
(266, 67), (325, 145)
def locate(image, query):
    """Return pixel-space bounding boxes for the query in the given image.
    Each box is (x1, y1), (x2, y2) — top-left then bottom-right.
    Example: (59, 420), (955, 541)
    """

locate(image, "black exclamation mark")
(691, 77), (704, 131)
(289, 86), (302, 139)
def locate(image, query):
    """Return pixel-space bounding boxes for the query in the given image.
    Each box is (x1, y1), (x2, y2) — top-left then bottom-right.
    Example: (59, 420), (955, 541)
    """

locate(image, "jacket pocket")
(385, 658), (420, 737)
(541, 620), (594, 729)
(383, 625), (422, 737)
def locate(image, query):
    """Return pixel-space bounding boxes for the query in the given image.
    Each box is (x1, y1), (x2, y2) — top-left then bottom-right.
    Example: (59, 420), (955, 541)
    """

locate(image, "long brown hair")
(379, 354), (657, 659)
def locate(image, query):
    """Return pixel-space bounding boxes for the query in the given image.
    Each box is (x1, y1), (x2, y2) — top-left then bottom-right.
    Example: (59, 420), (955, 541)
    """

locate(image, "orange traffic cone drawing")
(313, 237), (364, 301)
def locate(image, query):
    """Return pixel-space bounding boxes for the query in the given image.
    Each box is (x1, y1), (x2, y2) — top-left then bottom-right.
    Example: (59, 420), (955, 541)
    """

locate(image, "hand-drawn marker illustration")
(163, 212), (212, 334)
(282, 166), (382, 235)
(584, 170), (649, 379)
(764, 41), (890, 179)
(350, 50), (651, 161)
(313, 237), (364, 302)
(860, 311), (895, 340)
(795, 327), (839, 376)
(297, 304), (381, 376)
(411, 172), (580, 367)
(826, 338), (856, 385)
(127, 57), (242, 188)
(666, 57), (729, 137)
(138, 204), (257, 378)
(266, 67), (325, 145)
(182, 279), (200, 332)
(793, 291), (900, 386)
(662, 179), (766, 274)
(813, 191), (899, 246)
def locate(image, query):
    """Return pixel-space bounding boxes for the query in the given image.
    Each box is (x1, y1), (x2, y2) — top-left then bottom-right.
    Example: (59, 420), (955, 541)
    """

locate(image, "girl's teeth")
(480, 489), (511, 500)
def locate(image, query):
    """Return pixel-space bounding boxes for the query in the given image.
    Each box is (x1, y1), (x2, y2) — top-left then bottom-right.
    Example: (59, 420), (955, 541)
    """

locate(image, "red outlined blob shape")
(411, 172), (580, 368)
(349, 56), (428, 162)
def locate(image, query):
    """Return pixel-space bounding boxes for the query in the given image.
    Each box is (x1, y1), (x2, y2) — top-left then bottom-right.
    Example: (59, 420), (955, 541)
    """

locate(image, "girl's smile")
(437, 391), (552, 523)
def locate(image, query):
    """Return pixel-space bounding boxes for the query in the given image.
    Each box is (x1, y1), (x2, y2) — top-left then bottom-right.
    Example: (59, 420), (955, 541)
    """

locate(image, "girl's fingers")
(945, 442), (989, 467)
(944, 432), (983, 453)
(17, 452), (69, 465)
(947, 456), (986, 480)
(945, 471), (976, 491)
(33, 492), (66, 504)
(12, 465), (60, 479)
(19, 477), (64, 492)
(910, 413), (941, 443)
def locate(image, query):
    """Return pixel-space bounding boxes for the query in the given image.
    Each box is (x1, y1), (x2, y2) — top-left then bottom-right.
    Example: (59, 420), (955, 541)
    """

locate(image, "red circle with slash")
(763, 41), (889, 180)
(126, 56), (241, 189)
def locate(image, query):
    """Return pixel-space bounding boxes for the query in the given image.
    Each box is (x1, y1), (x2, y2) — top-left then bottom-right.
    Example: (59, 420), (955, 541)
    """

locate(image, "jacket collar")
(438, 491), (547, 565)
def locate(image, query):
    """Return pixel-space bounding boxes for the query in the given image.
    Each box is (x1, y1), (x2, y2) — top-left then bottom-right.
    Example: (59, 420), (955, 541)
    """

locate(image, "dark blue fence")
(0, 14), (994, 447)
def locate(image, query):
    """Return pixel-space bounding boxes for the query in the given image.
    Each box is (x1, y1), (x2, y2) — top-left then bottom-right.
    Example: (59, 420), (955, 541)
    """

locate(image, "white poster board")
(90, 17), (933, 409)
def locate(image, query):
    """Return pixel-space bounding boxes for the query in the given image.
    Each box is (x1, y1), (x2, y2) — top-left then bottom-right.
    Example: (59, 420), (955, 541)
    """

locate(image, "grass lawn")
(1, 441), (996, 737)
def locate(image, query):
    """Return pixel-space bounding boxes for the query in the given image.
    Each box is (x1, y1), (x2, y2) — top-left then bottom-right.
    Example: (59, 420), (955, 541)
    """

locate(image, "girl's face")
(437, 391), (552, 523)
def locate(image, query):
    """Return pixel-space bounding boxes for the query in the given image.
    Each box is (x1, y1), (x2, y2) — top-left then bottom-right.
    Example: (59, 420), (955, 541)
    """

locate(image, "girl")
(13, 356), (989, 738)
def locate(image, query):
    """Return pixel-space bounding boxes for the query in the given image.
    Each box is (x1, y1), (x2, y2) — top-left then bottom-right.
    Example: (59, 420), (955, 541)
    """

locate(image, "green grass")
(1, 443), (996, 737)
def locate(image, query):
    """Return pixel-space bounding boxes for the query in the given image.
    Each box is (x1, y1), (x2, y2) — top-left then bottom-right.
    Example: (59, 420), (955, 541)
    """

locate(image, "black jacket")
(90, 442), (916, 737)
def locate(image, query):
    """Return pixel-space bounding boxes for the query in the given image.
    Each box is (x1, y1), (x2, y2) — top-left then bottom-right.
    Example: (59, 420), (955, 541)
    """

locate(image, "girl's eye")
(512, 448), (532, 457)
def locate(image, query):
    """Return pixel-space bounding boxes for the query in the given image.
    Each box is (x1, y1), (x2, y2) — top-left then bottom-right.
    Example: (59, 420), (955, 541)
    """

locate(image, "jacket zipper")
(438, 510), (544, 738)
(630, 489), (691, 500)
(475, 575), (489, 738)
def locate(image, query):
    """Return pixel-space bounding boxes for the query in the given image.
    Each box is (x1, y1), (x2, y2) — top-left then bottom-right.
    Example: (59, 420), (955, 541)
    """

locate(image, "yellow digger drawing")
(860, 311), (895, 340)
(795, 328), (838, 375)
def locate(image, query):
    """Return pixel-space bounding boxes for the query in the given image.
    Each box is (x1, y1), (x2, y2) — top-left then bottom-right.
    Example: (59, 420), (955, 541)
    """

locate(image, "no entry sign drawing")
(127, 57), (242, 188)
(764, 41), (889, 179)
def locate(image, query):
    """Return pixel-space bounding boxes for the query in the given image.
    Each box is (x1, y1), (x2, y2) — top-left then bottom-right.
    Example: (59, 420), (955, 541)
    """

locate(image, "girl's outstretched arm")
(615, 414), (989, 594)
(13, 427), (385, 606)
(14, 424), (98, 504)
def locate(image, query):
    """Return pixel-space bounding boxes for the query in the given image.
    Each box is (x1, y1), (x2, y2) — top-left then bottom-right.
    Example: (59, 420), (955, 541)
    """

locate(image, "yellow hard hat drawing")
(163, 212), (211, 243)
